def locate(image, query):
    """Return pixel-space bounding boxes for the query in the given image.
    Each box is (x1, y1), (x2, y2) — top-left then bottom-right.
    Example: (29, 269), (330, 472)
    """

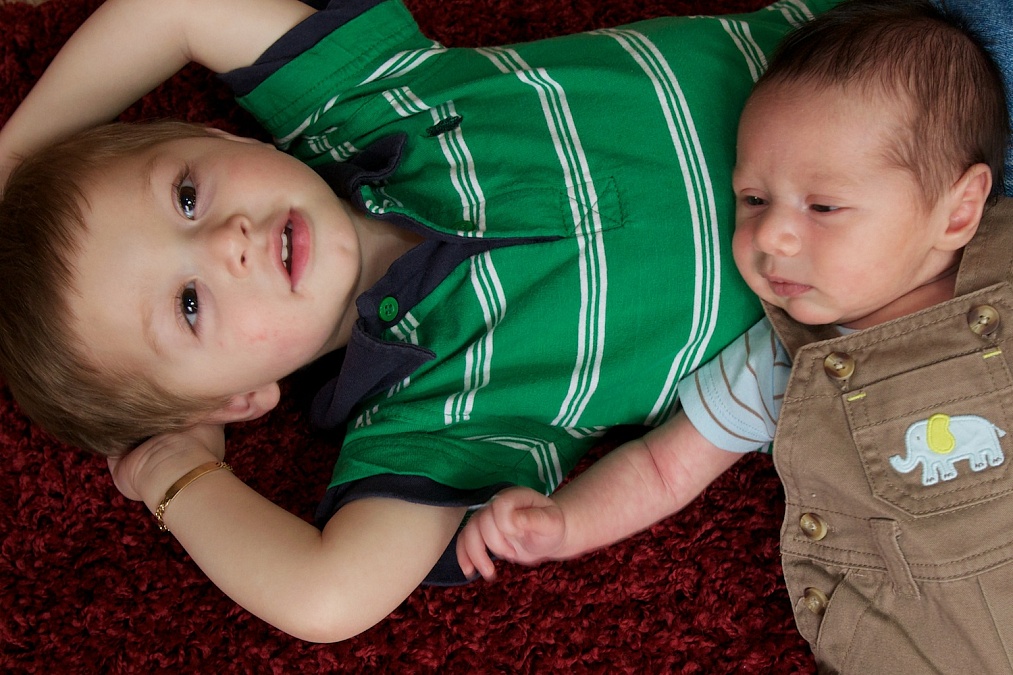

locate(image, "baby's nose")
(753, 211), (801, 257)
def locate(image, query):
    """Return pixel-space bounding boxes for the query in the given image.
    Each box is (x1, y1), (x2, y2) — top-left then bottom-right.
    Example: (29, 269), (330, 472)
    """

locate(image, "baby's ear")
(939, 163), (992, 250)
(203, 383), (282, 424)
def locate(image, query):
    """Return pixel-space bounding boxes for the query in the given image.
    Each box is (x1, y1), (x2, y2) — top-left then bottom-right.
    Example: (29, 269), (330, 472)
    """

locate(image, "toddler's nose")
(207, 214), (251, 277)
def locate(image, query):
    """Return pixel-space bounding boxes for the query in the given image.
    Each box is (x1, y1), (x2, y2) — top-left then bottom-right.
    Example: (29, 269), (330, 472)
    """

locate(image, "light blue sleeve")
(938, 0), (1013, 196)
(677, 318), (791, 454)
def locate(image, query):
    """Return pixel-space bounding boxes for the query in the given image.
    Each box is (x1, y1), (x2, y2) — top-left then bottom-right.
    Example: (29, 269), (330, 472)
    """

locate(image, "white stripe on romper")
(383, 86), (433, 116)
(274, 42), (445, 149)
(426, 100), (509, 425)
(593, 28), (721, 426)
(467, 435), (564, 494)
(768, 0), (815, 29)
(479, 46), (609, 431)
(359, 42), (448, 84)
(719, 19), (768, 82)
(375, 87), (507, 425)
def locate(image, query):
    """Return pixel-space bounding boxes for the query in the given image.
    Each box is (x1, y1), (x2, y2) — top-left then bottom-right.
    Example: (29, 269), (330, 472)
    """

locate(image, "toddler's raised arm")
(0, 0), (313, 183)
(109, 424), (467, 642)
(457, 411), (741, 580)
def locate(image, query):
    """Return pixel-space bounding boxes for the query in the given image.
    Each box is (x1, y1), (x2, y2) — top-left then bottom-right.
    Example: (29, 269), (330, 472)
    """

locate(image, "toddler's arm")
(457, 411), (740, 580)
(0, 0), (313, 182)
(109, 424), (466, 642)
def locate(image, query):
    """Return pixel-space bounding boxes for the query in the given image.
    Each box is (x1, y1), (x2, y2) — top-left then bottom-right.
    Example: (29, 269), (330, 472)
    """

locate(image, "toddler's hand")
(456, 486), (565, 581)
(107, 424), (225, 507)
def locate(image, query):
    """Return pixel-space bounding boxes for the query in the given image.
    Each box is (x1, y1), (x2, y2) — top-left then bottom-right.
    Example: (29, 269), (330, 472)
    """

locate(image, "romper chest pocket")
(844, 349), (1013, 516)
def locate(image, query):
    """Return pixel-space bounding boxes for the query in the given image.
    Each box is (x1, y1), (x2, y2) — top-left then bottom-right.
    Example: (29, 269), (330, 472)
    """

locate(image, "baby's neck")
(842, 264), (959, 330)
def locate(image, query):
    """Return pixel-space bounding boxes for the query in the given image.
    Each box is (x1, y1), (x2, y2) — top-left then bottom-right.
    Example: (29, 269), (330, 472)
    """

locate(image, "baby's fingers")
(456, 519), (497, 581)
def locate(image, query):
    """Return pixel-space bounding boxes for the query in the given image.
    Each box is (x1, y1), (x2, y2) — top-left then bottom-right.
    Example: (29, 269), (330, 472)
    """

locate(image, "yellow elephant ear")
(926, 413), (956, 454)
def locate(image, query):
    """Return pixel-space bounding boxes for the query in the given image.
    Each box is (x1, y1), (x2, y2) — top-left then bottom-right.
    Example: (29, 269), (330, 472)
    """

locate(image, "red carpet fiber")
(0, 0), (816, 672)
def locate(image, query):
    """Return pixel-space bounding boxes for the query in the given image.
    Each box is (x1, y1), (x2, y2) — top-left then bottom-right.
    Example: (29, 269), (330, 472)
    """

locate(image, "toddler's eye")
(811, 204), (839, 213)
(180, 284), (199, 329)
(176, 176), (198, 220)
(743, 195), (766, 207)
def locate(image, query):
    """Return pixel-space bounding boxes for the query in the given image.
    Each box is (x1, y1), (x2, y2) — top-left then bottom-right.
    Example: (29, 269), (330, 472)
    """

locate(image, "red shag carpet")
(0, 0), (815, 672)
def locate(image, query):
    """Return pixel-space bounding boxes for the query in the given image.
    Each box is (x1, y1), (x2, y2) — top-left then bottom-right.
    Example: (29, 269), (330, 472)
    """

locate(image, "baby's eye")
(811, 204), (839, 213)
(176, 176), (198, 220)
(180, 283), (199, 330)
(742, 195), (766, 207)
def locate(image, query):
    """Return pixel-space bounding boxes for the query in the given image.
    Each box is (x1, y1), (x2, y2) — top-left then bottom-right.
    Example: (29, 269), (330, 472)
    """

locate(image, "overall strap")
(764, 304), (838, 361)
(954, 197), (1013, 295)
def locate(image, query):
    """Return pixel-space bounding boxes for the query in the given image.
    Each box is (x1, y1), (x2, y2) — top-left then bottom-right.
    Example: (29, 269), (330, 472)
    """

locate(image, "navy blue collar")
(309, 135), (530, 428)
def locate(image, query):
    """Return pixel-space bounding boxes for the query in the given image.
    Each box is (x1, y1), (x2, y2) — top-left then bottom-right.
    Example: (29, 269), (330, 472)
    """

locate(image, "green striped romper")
(235, 0), (837, 526)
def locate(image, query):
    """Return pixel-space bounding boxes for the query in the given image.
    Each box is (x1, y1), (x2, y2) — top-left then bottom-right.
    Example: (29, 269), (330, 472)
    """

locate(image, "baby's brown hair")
(753, 0), (1009, 205)
(0, 121), (230, 456)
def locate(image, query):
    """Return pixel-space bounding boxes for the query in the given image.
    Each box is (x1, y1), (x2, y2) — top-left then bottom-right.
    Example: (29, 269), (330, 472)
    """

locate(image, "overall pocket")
(844, 349), (1013, 516)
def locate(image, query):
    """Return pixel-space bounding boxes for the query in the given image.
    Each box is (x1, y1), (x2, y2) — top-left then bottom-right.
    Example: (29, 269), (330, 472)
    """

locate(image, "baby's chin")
(771, 298), (846, 328)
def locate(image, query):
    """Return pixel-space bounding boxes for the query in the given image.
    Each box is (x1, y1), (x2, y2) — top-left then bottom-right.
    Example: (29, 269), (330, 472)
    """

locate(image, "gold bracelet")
(154, 461), (232, 532)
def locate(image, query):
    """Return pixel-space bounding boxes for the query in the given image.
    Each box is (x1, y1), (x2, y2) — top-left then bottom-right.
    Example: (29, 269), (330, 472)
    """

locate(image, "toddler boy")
(0, 0), (836, 641)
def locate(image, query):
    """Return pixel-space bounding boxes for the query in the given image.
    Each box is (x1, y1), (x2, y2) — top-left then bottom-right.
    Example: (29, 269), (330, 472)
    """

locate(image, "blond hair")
(0, 121), (231, 456)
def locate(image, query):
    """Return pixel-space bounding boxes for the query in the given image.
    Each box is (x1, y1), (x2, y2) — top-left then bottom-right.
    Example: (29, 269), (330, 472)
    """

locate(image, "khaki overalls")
(767, 199), (1013, 674)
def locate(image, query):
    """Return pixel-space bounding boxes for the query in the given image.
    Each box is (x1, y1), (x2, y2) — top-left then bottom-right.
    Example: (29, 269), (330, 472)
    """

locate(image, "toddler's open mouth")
(281, 224), (293, 274)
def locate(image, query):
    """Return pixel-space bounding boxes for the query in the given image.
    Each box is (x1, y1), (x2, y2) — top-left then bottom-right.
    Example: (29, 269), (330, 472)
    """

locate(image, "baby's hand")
(456, 486), (566, 581)
(107, 424), (225, 507)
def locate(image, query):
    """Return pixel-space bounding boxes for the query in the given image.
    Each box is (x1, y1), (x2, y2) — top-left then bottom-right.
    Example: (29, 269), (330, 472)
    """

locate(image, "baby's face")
(731, 84), (960, 329)
(68, 134), (364, 417)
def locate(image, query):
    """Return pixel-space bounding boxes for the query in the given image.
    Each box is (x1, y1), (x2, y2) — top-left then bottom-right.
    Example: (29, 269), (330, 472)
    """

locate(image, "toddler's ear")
(205, 126), (268, 146)
(203, 383), (282, 424)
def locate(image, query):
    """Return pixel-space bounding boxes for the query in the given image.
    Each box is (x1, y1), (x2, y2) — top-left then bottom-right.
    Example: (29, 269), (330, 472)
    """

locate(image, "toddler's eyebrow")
(140, 154), (160, 194)
(141, 301), (165, 358)
(138, 156), (168, 358)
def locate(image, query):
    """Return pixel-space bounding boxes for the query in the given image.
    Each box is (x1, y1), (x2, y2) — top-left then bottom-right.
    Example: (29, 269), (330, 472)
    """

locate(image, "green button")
(378, 296), (399, 322)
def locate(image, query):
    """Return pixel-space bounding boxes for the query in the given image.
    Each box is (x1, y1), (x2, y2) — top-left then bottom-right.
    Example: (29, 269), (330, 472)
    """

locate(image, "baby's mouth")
(281, 223), (293, 275)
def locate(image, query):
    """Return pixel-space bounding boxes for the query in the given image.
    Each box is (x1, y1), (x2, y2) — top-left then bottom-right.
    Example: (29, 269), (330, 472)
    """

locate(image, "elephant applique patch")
(890, 413), (1006, 486)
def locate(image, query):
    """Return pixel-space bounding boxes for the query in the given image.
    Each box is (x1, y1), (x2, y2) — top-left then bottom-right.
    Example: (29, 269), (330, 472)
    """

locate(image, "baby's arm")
(0, 0), (313, 180)
(109, 424), (466, 642)
(457, 411), (740, 580)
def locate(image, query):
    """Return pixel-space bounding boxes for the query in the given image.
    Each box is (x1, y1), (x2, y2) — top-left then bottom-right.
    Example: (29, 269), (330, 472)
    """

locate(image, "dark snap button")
(378, 296), (399, 322)
(425, 115), (463, 137)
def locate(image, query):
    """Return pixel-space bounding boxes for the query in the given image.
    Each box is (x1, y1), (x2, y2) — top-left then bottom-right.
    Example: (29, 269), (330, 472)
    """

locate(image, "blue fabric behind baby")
(939, 0), (1013, 196)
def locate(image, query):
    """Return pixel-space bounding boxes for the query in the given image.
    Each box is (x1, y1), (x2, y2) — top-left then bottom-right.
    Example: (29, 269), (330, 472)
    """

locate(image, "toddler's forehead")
(79, 143), (187, 231)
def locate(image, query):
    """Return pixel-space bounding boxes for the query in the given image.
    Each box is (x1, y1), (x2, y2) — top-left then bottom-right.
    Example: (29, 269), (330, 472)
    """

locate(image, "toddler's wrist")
(135, 442), (221, 513)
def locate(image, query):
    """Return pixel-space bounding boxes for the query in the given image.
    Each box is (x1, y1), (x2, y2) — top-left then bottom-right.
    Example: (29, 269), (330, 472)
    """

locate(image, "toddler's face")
(731, 85), (960, 329)
(68, 134), (365, 419)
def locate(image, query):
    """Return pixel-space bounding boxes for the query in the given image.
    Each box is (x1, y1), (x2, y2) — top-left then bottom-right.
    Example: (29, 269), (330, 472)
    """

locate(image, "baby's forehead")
(746, 81), (918, 154)
(750, 78), (912, 116)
